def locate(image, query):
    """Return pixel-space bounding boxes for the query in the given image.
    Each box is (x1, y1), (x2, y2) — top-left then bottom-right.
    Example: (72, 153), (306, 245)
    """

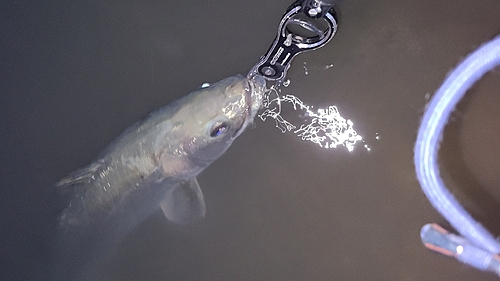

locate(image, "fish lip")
(232, 75), (266, 138)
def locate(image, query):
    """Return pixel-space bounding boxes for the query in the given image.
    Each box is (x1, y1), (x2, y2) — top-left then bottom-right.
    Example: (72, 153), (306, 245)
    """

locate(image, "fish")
(52, 74), (266, 281)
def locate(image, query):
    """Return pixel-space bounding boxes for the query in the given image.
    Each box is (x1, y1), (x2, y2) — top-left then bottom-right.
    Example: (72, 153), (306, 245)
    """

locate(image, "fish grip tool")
(248, 0), (338, 82)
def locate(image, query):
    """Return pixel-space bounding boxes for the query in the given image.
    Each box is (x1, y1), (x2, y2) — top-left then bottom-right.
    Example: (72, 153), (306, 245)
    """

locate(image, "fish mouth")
(233, 74), (266, 138)
(247, 74), (266, 120)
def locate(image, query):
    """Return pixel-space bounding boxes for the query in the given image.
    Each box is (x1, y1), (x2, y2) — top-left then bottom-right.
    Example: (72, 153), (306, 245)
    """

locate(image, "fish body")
(53, 74), (266, 281)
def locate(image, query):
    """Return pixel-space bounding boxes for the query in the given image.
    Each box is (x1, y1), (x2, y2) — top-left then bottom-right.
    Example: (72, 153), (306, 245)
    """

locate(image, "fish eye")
(210, 122), (229, 138)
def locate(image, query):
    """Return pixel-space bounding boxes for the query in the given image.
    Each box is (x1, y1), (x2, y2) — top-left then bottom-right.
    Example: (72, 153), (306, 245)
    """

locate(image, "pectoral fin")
(160, 178), (206, 224)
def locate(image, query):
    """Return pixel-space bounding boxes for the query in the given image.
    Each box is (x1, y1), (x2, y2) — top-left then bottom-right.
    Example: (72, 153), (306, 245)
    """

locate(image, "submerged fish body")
(53, 74), (266, 281)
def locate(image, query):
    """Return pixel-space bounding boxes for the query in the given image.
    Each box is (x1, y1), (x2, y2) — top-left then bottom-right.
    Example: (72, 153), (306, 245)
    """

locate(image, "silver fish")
(53, 74), (266, 281)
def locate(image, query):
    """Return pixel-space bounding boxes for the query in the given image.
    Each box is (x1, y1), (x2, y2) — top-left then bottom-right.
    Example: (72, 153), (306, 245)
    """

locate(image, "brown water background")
(1, 0), (500, 280)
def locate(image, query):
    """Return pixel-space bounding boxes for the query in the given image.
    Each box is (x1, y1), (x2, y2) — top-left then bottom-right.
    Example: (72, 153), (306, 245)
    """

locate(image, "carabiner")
(248, 0), (338, 81)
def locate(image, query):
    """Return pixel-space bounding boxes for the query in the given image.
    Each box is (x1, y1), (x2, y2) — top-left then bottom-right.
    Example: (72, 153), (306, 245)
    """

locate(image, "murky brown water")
(2, 0), (500, 280)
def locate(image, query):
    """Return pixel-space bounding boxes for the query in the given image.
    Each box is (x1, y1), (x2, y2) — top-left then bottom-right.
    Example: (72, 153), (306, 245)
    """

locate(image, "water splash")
(258, 85), (363, 151)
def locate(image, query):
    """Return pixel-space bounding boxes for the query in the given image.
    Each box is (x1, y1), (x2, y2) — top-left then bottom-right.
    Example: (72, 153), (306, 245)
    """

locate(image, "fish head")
(159, 74), (266, 177)
(187, 74), (266, 161)
(157, 75), (266, 224)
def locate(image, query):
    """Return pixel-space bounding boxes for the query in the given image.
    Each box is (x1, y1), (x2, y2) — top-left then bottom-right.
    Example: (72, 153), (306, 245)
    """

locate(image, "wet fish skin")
(53, 74), (266, 281)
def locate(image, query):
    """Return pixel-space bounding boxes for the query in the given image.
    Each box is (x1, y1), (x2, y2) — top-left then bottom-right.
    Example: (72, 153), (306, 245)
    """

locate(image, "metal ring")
(281, 7), (337, 49)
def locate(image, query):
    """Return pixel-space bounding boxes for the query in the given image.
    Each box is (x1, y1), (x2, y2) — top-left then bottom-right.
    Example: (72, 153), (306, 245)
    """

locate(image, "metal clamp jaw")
(249, 0), (338, 81)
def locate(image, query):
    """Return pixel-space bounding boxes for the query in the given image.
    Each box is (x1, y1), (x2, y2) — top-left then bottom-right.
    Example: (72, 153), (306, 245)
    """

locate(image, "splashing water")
(257, 84), (363, 151)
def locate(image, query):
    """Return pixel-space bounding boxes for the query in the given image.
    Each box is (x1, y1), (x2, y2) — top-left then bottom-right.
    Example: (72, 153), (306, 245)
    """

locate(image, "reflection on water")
(258, 82), (364, 151)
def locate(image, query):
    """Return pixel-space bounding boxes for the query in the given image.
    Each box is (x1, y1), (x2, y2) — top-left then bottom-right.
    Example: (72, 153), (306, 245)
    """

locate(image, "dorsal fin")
(55, 160), (105, 188)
